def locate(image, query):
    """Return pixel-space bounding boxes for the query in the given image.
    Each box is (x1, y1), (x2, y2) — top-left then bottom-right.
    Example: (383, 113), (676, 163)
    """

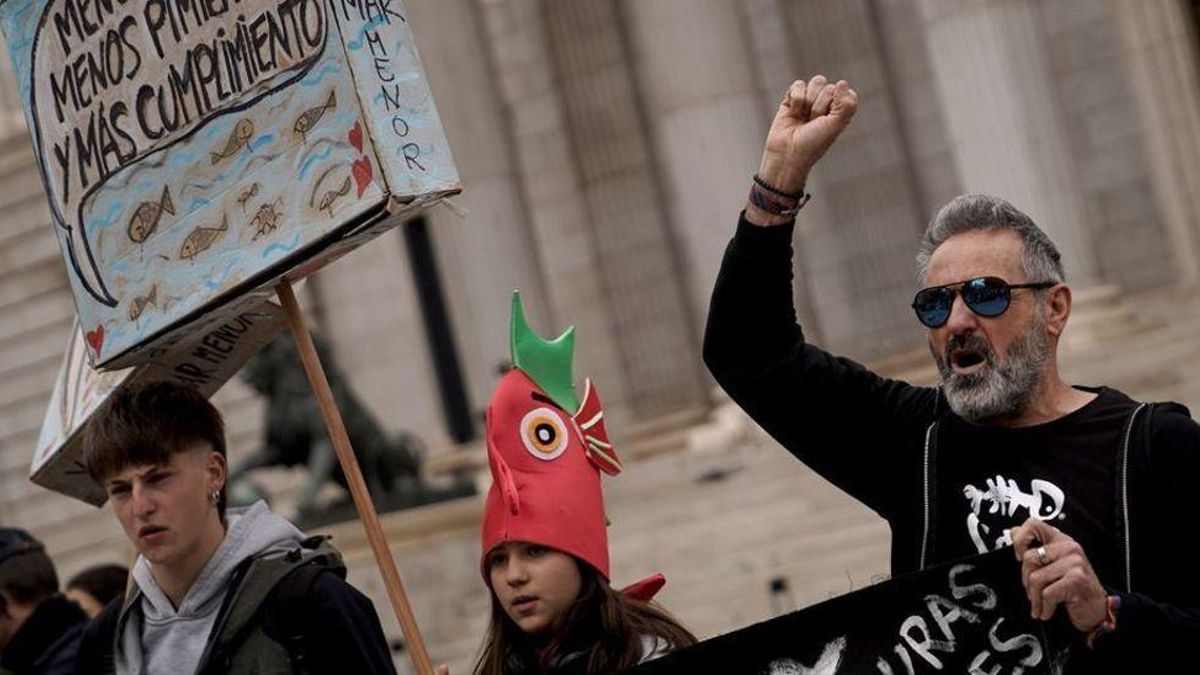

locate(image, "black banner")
(628, 549), (1061, 674)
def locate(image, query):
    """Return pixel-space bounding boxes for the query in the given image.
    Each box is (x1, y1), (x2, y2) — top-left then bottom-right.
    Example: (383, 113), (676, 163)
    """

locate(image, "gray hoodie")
(115, 501), (304, 675)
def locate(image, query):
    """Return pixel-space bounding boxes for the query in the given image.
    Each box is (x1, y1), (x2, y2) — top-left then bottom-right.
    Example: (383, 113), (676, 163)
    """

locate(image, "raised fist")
(757, 75), (859, 195)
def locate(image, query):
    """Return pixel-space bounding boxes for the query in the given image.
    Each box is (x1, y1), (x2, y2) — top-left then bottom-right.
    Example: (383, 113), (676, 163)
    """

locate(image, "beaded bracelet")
(754, 174), (809, 201)
(1086, 595), (1121, 649)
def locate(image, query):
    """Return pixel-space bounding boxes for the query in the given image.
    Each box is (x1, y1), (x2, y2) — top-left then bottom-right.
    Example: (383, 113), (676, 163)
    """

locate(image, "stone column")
(737, 0), (828, 344)
(406, 0), (553, 418)
(918, 0), (1101, 287)
(776, 0), (929, 359)
(475, 0), (633, 421)
(1110, 0), (1200, 286)
(539, 0), (708, 418)
(619, 0), (770, 329)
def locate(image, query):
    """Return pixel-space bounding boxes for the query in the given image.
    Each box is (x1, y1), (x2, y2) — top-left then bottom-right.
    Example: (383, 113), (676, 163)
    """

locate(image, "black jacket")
(703, 215), (1200, 673)
(0, 595), (86, 675)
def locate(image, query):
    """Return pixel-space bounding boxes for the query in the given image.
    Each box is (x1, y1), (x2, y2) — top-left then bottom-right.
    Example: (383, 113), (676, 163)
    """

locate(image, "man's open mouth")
(950, 348), (988, 374)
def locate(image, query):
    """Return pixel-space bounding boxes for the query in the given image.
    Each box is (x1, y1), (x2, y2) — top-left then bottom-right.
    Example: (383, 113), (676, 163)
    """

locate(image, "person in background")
(65, 564), (128, 619)
(0, 528), (86, 675)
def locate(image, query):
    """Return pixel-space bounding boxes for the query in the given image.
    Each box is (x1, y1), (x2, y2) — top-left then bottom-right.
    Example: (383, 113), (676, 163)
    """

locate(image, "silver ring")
(1035, 545), (1050, 566)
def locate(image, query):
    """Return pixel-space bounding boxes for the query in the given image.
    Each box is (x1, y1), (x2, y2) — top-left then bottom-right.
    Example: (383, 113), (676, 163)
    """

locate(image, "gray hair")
(916, 194), (1065, 285)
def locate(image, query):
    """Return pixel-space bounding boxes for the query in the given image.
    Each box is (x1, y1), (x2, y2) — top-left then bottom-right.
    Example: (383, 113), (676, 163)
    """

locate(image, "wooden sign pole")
(276, 281), (434, 675)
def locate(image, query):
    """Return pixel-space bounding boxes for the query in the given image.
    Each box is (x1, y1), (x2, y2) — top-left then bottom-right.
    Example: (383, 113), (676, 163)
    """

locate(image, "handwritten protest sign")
(0, 0), (459, 369)
(33, 299), (286, 505)
(629, 550), (1059, 675)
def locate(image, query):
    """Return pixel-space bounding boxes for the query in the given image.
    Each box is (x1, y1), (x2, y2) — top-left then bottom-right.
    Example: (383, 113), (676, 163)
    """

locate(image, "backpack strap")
(265, 560), (329, 672)
(196, 536), (345, 674)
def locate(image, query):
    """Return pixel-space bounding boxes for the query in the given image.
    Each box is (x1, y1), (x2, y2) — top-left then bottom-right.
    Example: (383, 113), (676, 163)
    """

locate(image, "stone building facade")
(2, 1), (1200, 671)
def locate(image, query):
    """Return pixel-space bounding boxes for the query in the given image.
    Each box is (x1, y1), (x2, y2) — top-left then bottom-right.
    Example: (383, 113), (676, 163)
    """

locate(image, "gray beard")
(933, 319), (1049, 423)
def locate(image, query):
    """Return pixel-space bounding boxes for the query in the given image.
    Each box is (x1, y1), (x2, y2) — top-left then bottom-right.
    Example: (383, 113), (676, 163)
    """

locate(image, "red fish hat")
(481, 292), (623, 581)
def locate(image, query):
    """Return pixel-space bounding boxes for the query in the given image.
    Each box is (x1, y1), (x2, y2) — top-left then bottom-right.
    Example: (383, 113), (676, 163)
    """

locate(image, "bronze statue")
(229, 332), (471, 525)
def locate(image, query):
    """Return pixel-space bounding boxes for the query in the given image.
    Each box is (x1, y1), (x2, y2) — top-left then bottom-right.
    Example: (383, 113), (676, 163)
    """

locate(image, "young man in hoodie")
(703, 75), (1200, 672)
(0, 528), (86, 675)
(75, 381), (397, 674)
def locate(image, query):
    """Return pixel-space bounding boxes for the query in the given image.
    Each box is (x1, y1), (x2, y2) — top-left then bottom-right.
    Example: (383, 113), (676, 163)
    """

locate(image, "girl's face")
(487, 541), (583, 637)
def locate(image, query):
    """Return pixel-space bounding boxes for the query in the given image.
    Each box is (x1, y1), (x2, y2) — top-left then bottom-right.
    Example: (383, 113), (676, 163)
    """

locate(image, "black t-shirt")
(935, 387), (1134, 586)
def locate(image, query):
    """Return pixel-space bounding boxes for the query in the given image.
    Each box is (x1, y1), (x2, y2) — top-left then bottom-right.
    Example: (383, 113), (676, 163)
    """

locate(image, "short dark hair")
(0, 550), (58, 609)
(82, 381), (227, 516)
(66, 563), (128, 608)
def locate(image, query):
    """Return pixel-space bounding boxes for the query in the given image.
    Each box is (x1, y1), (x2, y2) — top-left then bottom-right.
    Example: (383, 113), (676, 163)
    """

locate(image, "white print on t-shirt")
(962, 475), (1066, 554)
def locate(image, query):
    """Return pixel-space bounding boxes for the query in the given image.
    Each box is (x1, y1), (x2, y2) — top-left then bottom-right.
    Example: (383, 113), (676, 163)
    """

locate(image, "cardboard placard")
(32, 298), (286, 505)
(629, 550), (1059, 675)
(0, 0), (460, 369)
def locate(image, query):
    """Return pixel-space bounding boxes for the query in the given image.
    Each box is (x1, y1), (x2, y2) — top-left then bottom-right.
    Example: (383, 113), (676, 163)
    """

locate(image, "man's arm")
(703, 76), (937, 520)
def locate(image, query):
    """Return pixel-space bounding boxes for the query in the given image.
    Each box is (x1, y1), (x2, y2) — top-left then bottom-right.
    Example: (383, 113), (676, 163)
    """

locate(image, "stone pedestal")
(1060, 283), (1159, 352)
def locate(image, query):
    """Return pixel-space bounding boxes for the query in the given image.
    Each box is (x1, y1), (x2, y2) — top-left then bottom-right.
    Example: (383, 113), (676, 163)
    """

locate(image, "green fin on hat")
(510, 291), (579, 414)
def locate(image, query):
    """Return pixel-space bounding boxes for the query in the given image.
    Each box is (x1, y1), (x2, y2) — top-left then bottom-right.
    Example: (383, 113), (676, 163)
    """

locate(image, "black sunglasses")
(911, 276), (1056, 328)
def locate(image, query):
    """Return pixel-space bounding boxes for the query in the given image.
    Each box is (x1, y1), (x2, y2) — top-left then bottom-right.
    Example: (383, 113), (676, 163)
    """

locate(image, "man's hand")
(758, 75), (859, 195)
(1011, 517), (1109, 632)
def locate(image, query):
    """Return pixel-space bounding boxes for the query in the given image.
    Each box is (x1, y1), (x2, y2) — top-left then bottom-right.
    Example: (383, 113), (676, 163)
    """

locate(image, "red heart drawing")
(352, 156), (373, 198)
(349, 121), (363, 153)
(85, 324), (105, 359)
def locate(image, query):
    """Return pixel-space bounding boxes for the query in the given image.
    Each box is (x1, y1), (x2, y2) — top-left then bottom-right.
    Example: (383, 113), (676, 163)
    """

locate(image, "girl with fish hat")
(466, 292), (695, 675)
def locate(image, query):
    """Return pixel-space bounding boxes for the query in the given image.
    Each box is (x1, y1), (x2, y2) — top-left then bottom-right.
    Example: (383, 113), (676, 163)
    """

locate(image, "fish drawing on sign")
(179, 215), (229, 261)
(236, 183), (260, 212)
(128, 285), (158, 321)
(314, 176), (352, 216)
(211, 118), (255, 164)
(294, 90), (336, 142)
(250, 199), (285, 241)
(127, 186), (175, 243)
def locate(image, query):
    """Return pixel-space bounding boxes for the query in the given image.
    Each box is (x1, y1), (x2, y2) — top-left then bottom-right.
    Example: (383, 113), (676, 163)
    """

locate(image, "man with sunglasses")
(704, 75), (1200, 672)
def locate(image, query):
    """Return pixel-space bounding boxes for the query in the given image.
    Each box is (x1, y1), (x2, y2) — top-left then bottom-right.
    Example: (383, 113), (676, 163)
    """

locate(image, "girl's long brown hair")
(473, 563), (696, 674)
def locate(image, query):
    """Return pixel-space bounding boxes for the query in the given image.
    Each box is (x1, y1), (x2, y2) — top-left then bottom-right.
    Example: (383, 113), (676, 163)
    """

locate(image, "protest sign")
(629, 549), (1059, 675)
(32, 299), (286, 505)
(0, 0), (460, 369)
